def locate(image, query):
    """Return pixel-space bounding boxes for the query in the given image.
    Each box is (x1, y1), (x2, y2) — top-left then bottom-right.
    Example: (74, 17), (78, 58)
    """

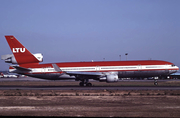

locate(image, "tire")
(86, 83), (92, 87)
(79, 82), (84, 86)
(154, 82), (158, 86)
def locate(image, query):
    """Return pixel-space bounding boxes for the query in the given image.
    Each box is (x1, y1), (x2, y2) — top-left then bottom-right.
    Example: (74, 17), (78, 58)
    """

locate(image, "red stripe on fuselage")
(18, 60), (173, 69)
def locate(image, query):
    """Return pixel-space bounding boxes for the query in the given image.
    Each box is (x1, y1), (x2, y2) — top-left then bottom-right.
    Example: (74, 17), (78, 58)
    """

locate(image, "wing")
(52, 63), (63, 72)
(65, 71), (103, 76)
(52, 64), (104, 79)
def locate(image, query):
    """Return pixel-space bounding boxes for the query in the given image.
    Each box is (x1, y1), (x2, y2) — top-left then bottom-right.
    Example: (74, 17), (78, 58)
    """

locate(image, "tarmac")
(0, 77), (180, 90)
(0, 77), (180, 117)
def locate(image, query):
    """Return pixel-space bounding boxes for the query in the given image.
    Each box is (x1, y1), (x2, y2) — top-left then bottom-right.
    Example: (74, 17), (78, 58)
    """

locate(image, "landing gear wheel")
(154, 79), (158, 86)
(79, 82), (84, 86)
(86, 83), (92, 87)
(154, 82), (158, 86)
(79, 78), (91, 87)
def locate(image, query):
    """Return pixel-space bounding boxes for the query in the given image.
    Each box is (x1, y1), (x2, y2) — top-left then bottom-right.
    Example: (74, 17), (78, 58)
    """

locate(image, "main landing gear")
(79, 79), (92, 87)
(154, 80), (158, 86)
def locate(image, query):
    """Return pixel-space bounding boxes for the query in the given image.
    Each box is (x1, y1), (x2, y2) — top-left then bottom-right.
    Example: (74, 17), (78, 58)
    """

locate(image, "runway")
(1, 78), (180, 117)
(0, 85), (180, 90)
(0, 77), (180, 90)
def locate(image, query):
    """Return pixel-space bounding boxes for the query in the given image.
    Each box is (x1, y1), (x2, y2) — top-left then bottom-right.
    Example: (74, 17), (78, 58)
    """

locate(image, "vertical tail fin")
(5, 36), (41, 65)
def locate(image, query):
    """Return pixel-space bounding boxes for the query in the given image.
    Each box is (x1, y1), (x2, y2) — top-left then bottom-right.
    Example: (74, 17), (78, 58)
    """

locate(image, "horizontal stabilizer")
(11, 66), (31, 72)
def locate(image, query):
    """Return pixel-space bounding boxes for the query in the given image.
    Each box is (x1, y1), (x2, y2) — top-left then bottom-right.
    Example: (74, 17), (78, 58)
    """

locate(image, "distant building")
(168, 73), (180, 79)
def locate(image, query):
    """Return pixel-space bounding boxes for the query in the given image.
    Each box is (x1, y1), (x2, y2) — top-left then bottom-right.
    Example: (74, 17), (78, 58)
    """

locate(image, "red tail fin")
(5, 36), (40, 65)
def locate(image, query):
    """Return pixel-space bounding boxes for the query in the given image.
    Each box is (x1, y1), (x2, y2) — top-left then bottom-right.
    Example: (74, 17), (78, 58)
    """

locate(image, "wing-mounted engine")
(1, 53), (43, 64)
(99, 72), (119, 83)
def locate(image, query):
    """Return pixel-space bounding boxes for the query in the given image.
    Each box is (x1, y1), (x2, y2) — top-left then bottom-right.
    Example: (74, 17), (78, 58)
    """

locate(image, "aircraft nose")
(174, 66), (179, 72)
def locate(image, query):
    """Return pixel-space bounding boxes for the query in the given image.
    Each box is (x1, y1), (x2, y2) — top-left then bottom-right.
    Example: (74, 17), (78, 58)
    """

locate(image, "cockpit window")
(171, 64), (175, 67)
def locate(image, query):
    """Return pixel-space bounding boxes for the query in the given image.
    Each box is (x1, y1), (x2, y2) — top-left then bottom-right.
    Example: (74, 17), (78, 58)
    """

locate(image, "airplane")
(0, 72), (18, 78)
(1, 35), (179, 86)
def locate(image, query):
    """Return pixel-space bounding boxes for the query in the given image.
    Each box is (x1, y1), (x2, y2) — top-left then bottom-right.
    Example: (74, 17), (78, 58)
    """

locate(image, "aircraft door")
(41, 68), (44, 72)
(96, 66), (100, 72)
(138, 64), (142, 71)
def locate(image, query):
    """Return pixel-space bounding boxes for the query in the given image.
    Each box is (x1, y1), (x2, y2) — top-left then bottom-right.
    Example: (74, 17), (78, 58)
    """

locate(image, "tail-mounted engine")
(1, 53), (43, 64)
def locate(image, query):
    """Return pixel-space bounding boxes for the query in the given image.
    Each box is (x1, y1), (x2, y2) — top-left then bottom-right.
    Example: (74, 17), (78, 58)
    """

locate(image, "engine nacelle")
(106, 74), (118, 83)
(33, 53), (43, 62)
(1, 54), (17, 64)
(1, 53), (43, 64)
(99, 74), (119, 83)
(5, 56), (17, 64)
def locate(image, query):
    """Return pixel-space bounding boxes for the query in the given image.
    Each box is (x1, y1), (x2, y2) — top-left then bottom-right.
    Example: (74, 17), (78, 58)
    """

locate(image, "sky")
(0, 0), (180, 71)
